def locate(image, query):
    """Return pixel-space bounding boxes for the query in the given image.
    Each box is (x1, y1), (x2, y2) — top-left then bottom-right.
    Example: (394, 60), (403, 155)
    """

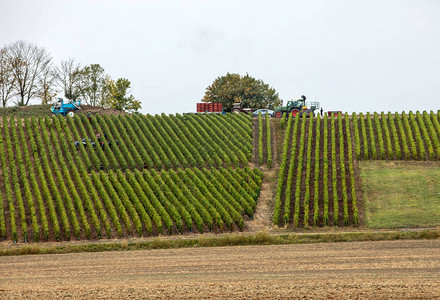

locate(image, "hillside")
(1, 109), (439, 244)
(0, 104), (126, 118)
(270, 111), (440, 229)
(0, 113), (261, 242)
(0, 105), (53, 118)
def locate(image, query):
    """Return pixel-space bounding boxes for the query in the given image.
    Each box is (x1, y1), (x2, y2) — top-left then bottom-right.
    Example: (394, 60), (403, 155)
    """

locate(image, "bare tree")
(54, 58), (82, 101)
(6, 40), (53, 106)
(0, 47), (16, 107)
(37, 62), (57, 105)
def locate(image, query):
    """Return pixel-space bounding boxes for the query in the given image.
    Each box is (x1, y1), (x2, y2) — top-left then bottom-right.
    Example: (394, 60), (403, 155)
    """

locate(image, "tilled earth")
(1, 239), (439, 299)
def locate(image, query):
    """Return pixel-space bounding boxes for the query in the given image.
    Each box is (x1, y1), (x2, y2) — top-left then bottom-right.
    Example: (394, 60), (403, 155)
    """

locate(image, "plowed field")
(1, 239), (439, 299)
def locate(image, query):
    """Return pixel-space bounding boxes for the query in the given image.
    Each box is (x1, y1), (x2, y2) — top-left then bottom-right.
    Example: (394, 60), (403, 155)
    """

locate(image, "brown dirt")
(317, 119), (325, 226)
(327, 118), (335, 225)
(77, 105), (127, 116)
(0, 239), (439, 299)
(247, 117), (279, 231)
(252, 118), (258, 165)
(297, 119), (309, 226)
(271, 118), (284, 166)
(269, 118), (278, 166)
(262, 117), (267, 165)
(246, 168), (276, 232)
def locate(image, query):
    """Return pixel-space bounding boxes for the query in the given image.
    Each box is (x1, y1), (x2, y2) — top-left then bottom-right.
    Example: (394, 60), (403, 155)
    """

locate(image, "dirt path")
(246, 168), (276, 232)
(1, 239), (439, 299)
(246, 116), (277, 232)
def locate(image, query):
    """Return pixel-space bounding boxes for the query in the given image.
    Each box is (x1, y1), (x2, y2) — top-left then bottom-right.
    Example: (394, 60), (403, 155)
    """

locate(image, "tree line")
(0, 40), (141, 112)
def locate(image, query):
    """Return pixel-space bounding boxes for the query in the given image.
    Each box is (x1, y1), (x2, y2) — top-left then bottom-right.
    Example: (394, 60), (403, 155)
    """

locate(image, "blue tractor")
(51, 98), (81, 116)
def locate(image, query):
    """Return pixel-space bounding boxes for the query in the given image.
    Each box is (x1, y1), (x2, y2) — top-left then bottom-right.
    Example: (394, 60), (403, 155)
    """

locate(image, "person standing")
(320, 107), (323, 116)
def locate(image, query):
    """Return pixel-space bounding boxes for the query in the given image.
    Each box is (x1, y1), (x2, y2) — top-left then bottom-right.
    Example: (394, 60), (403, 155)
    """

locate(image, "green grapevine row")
(0, 114), (262, 242)
(353, 111), (440, 161)
(274, 114), (359, 227)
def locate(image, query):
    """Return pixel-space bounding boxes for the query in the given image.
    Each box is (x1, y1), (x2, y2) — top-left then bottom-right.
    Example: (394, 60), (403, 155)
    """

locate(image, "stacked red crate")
(196, 103), (223, 113)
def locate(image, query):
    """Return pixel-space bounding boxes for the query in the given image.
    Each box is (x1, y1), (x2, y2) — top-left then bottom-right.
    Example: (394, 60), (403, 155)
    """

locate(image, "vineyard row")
(353, 111), (440, 160)
(256, 113), (273, 168)
(0, 115), (260, 242)
(273, 113), (359, 227)
(59, 112), (251, 172)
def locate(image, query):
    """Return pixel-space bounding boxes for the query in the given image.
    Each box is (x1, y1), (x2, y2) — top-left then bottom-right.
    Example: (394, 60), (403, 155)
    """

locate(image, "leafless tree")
(37, 62), (57, 105)
(0, 47), (16, 107)
(6, 40), (53, 106)
(54, 58), (82, 101)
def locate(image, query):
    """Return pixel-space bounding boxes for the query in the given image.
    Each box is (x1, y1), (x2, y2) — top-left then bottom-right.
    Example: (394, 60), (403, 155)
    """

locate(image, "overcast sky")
(1, 0), (439, 115)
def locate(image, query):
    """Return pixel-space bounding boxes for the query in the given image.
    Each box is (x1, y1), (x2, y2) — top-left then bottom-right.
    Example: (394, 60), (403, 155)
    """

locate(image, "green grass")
(360, 161), (440, 228)
(0, 104), (52, 117)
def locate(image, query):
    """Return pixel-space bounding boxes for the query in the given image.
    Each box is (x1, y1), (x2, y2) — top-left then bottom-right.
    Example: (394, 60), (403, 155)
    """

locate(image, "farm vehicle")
(273, 95), (320, 118)
(51, 98), (81, 117)
(196, 102), (224, 114)
(231, 102), (253, 114)
(195, 102), (252, 114)
(327, 111), (342, 117)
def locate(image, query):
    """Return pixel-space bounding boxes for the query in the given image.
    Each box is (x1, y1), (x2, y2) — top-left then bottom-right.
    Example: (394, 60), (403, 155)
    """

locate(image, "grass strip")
(1, 229), (439, 257)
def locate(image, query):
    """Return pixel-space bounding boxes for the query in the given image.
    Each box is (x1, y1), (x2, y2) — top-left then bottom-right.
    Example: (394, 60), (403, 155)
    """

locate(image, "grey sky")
(1, 0), (439, 115)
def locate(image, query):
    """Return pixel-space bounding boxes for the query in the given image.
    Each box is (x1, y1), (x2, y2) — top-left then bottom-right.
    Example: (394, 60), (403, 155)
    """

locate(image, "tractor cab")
(286, 99), (306, 110)
(53, 98), (63, 109)
(274, 95), (320, 118)
(51, 98), (81, 117)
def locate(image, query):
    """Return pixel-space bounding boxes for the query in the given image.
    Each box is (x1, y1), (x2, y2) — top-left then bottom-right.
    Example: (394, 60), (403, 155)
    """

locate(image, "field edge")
(1, 227), (438, 257)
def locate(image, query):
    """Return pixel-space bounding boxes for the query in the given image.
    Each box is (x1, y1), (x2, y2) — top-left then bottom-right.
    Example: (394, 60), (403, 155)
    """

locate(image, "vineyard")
(1, 108), (439, 243)
(273, 113), (359, 227)
(352, 111), (440, 161)
(255, 113), (273, 168)
(273, 110), (440, 228)
(0, 113), (260, 242)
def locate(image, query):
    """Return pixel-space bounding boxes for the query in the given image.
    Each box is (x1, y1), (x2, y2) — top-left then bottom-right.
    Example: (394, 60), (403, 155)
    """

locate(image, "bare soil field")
(1, 239), (439, 299)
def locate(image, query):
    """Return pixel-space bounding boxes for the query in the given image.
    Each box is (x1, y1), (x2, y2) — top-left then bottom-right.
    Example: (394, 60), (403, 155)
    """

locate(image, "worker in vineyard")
(320, 107), (323, 116)
(87, 112), (92, 122)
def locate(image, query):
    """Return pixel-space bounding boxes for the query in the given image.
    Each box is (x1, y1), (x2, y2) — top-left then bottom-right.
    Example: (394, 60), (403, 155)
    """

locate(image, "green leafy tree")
(202, 73), (281, 111)
(79, 64), (107, 106)
(102, 78), (141, 113)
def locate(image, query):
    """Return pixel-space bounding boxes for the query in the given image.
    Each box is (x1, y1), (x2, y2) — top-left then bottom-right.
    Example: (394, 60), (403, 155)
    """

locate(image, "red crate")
(196, 103), (205, 112)
(196, 102), (223, 113)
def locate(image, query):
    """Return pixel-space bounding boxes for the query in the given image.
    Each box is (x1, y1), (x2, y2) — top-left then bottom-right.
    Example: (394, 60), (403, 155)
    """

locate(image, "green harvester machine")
(273, 95), (320, 118)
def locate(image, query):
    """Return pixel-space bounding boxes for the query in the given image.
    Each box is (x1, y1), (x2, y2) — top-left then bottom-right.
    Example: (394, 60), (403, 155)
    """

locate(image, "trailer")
(327, 111), (342, 117)
(196, 103), (224, 114)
